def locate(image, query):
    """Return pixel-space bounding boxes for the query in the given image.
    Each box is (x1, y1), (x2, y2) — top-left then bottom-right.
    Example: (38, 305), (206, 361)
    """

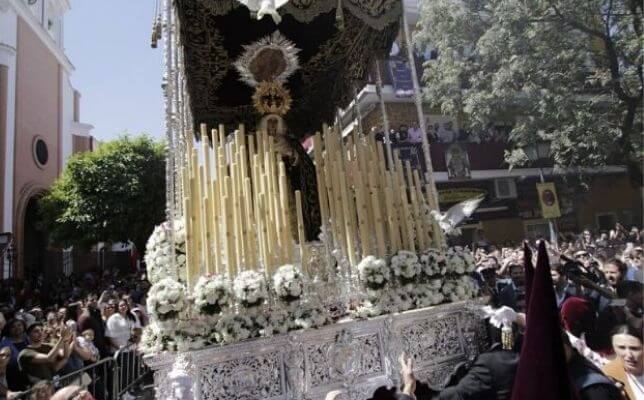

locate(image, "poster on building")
(445, 143), (471, 180)
(537, 182), (561, 219)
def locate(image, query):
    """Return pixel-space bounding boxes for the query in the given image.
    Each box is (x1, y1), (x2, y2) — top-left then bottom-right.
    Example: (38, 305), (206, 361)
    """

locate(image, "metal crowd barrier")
(14, 344), (150, 400)
(113, 344), (149, 398)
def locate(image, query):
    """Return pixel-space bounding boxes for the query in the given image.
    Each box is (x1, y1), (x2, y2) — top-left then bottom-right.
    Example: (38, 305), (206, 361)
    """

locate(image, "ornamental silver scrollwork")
(199, 351), (284, 400)
(146, 301), (486, 400)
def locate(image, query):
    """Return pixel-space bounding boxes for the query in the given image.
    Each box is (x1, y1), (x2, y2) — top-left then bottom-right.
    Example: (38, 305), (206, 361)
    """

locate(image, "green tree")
(416, 0), (642, 181)
(39, 135), (166, 253)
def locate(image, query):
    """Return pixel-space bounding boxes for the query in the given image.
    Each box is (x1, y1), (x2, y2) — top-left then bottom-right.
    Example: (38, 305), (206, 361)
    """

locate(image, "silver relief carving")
(146, 301), (486, 400)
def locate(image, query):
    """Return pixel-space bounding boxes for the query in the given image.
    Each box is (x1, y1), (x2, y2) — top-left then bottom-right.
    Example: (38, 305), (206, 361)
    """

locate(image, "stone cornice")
(7, 0), (74, 72)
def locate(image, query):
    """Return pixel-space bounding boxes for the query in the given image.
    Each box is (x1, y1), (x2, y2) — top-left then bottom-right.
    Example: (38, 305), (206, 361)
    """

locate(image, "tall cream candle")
(295, 190), (307, 273)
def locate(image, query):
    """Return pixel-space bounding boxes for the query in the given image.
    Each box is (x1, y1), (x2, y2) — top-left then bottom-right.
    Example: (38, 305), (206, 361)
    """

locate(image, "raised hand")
(399, 353), (416, 397)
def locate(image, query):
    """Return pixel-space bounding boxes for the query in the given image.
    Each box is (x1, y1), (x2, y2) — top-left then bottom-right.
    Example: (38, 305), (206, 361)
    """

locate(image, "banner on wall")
(536, 182), (561, 219)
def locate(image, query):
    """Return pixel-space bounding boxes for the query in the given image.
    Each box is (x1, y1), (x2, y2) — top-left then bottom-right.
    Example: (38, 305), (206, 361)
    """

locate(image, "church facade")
(0, 0), (94, 278)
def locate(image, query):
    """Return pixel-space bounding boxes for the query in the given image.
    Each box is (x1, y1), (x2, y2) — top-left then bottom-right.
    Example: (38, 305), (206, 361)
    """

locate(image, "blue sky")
(65, 0), (164, 142)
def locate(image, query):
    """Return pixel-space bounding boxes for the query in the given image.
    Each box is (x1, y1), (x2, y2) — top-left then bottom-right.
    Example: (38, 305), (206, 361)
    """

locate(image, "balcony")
(386, 139), (509, 173)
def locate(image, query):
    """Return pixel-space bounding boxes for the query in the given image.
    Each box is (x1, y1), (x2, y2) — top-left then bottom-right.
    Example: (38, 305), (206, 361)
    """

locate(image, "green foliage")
(39, 135), (166, 252)
(416, 0), (643, 177)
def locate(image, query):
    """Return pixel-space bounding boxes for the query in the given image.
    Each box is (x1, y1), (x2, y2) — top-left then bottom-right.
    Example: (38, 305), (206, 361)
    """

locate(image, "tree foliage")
(39, 135), (166, 253)
(416, 0), (642, 180)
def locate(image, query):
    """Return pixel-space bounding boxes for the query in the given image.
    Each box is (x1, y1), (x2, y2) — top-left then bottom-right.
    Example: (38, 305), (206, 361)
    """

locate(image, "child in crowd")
(76, 330), (99, 365)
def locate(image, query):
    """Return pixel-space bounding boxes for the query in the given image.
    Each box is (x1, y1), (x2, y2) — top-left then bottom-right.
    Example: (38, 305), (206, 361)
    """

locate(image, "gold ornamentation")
(235, 32), (300, 88)
(252, 81), (293, 116)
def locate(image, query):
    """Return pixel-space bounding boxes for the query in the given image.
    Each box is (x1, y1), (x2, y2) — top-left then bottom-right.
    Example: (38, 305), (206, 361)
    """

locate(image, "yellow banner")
(438, 188), (487, 204)
(537, 182), (561, 219)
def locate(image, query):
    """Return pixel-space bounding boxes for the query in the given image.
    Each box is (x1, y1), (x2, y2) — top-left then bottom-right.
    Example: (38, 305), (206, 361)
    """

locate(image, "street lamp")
(523, 141), (558, 245)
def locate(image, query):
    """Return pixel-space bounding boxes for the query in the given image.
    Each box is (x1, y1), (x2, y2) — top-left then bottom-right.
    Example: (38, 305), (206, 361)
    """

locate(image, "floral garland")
(419, 248), (446, 278)
(292, 302), (330, 330)
(145, 220), (186, 284)
(193, 275), (232, 316)
(390, 250), (421, 282)
(441, 275), (479, 303)
(140, 322), (165, 354)
(272, 264), (305, 302)
(141, 246), (480, 354)
(412, 281), (445, 308)
(253, 308), (291, 337)
(147, 278), (187, 323)
(214, 314), (254, 344)
(357, 256), (389, 289)
(445, 247), (476, 275)
(233, 270), (268, 307)
(352, 300), (383, 319)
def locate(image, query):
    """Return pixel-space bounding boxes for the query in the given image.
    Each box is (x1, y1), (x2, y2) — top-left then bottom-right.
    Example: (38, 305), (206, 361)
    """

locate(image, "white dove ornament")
(236, 0), (289, 24)
(429, 194), (485, 236)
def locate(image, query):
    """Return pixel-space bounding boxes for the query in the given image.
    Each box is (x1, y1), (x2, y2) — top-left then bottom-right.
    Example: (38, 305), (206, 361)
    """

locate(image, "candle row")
(313, 126), (441, 264)
(181, 124), (305, 289)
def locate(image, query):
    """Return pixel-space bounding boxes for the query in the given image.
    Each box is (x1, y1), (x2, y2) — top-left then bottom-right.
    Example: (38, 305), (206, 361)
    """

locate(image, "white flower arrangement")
(292, 302), (330, 330)
(459, 274), (479, 298)
(445, 247), (476, 274)
(233, 270), (268, 307)
(413, 284), (445, 308)
(253, 308), (291, 337)
(391, 250), (421, 281)
(445, 247), (466, 274)
(139, 245), (482, 354)
(147, 278), (186, 322)
(172, 218), (187, 253)
(272, 264), (305, 301)
(419, 249), (446, 277)
(145, 220), (187, 284)
(172, 318), (211, 352)
(177, 317), (212, 339)
(214, 314), (254, 343)
(461, 249), (476, 273)
(352, 300), (383, 319)
(193, 275), (232, 316)
(441, 276), (478, 303)
(357, 256), (389, 289)
(394, 284), (416, 312)
(140, 322), (164, 354)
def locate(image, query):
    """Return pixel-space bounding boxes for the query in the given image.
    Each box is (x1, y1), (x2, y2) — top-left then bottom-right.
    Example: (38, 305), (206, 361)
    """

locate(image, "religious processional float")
(143, 1), (488, 399)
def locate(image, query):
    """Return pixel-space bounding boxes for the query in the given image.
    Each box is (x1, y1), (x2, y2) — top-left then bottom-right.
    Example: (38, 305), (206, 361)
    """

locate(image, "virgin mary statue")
(259, 114), (321, 241)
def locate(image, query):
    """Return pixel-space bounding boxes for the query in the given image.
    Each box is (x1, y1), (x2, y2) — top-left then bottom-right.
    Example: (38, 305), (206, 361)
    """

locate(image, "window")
(494, 178), (517, 199)
(32, 136), (48, 168)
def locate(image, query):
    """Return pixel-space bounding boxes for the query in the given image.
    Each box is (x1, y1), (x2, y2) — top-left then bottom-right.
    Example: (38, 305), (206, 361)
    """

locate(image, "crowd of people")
(370, 122), (509, 145)
(365, 223), (643, 400)
(0, 223), (642, 399)
(0, 269), (150, 399)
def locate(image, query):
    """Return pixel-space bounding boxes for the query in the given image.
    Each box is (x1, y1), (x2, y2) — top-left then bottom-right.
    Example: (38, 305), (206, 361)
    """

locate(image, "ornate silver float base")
(146, 300), (488, 400)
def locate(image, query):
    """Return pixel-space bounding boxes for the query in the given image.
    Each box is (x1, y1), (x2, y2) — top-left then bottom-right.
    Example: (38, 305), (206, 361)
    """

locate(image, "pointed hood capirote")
(511, 241), (575, 400)
(523, 242), (535, 314)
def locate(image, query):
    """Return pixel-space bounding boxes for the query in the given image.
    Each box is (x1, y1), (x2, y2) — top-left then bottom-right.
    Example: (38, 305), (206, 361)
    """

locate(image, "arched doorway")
(22, 196), (49, 280)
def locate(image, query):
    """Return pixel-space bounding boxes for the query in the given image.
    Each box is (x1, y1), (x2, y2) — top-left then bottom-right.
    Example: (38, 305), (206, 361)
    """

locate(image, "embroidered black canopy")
(176, 0), (400, 138)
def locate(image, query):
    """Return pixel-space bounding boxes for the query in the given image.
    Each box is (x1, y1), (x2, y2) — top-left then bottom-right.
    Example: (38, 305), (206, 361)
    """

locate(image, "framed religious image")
(445, 143), (471, 180)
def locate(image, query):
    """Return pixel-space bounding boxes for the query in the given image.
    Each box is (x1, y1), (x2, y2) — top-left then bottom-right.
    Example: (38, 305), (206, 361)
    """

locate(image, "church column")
(0, 65), (7, 231)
